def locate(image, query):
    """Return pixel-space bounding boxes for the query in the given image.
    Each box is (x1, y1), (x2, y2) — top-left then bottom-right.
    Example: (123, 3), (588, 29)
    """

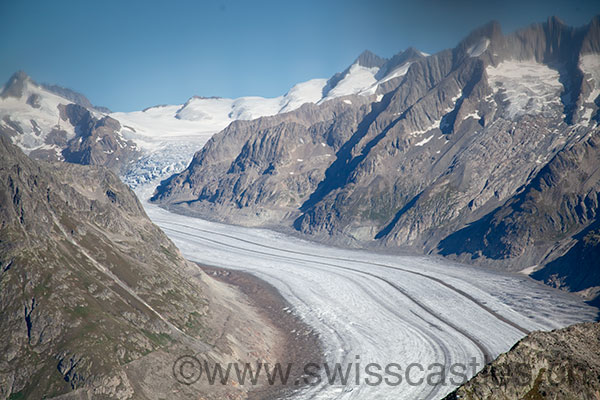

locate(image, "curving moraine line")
(160, 224), (494, 400)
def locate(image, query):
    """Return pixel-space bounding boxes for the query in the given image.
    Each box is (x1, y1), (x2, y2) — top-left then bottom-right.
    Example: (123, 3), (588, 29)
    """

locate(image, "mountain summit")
(0, 73), (138, 172)
(355, 49), (388, 68)
(0, 70), (30, 99)
(151, 16), (600, 304)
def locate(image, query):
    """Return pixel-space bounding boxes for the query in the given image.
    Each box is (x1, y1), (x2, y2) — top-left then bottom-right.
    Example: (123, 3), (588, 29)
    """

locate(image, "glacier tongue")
(140, 189), (598, 400)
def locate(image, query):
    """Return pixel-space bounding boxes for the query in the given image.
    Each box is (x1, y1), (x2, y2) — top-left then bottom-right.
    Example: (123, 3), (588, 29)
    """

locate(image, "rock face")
(0, 135), (285, 399)
(152, 16), (600, 302)
(438, 128), (600, 289)
(0, 72), (138, 173)
(444, 322), (600, 400)
(532, 224), (600, 307)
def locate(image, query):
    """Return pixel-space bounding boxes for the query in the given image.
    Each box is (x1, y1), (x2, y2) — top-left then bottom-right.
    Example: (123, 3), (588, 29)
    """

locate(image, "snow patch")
(486, 60), (563, 118)
(359, 62), (412, 96)
(321, 63), (379, 102)
(467, 38), (490, 57)
(463, 111), (481, 120)
(451, 90), (463, 104)
(410, 118), (442, 136)
(379, 62), (412, 84)
(415, 135), (434, 146)
(579, 54), (600, 110)
(581, 107), (593, 122)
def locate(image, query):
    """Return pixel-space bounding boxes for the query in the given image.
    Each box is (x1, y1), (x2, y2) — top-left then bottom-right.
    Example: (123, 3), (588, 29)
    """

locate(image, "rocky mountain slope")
(110, 47), (425, 188)
(444, 322), (600, 399)
(0, 72), (139, 173)
(151, 16), (600, 302)
(0, 134), (287, 399)
(0, 50), (428, 189)
(438, 126), (600, 297)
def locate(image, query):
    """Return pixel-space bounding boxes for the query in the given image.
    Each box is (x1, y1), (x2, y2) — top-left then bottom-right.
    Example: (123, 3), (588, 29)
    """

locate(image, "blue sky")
(1, 0), (599, 111)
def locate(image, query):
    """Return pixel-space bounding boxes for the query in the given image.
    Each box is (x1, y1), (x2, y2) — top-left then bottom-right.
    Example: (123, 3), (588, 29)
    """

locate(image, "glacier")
(140, 192), (598, 400)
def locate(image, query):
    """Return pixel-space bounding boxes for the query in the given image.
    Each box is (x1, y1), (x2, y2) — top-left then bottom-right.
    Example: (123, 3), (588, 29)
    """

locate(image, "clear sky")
(1, 0), (599, 111)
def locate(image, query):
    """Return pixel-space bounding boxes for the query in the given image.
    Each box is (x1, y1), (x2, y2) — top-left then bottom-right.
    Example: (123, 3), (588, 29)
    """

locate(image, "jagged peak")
(1, 71), (110, 113)
(402, 46), (424, 58)
(582, 14), (600, 54)
(457, 20), (502, 51)
(540, 15), (573, 39)
(376, 47), (425, 79)
(546, 15), (566, 27)
(354, 50), (387, 69)
(1, 70), (33, 99)
(322, 50), (387, 96)
(8, 70), (30, 83)
(481, 20), (503, 36)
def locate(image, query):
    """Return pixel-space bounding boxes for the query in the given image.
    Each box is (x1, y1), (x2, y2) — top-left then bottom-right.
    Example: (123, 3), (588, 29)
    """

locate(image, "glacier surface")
(140, 195), (598, 400)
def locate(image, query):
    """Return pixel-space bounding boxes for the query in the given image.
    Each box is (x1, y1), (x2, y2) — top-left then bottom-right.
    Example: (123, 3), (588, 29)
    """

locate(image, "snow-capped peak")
(320, 62), (380, 102)
(0, 71), (31, 99)
(0, 74), (79, 154)
(114, 48), (427, 149)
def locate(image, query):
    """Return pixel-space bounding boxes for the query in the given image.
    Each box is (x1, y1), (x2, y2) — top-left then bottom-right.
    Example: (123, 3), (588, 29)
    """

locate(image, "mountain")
(0, 71), (138, 173)
(111, 47), (423, 151)
(0, 48), (424, 189)
(438, 127), (600, 296)
(114, 47), (422, 136)
(444, 322), (600, 399)
(151, 17), (600, 302)
(0, 135), (284, 399)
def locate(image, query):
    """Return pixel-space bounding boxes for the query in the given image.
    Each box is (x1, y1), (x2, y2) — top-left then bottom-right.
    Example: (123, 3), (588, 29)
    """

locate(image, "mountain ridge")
(151, 16), (600, 304)
(0, 43), (428, 189)
(2, 16), (599, 305)
(0, 71), (139, 173)
(0, 134), (292, 399)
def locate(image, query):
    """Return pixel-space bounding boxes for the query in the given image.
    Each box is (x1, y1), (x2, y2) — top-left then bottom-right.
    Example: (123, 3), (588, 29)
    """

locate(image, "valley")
(2, 10), (599, 399)
(141, 193), (598, 399)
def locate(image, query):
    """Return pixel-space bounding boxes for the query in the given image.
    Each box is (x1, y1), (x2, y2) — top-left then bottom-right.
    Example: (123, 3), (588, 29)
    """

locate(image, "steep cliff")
(444, 322), (600, 400)
(0, 135), (286, 399)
